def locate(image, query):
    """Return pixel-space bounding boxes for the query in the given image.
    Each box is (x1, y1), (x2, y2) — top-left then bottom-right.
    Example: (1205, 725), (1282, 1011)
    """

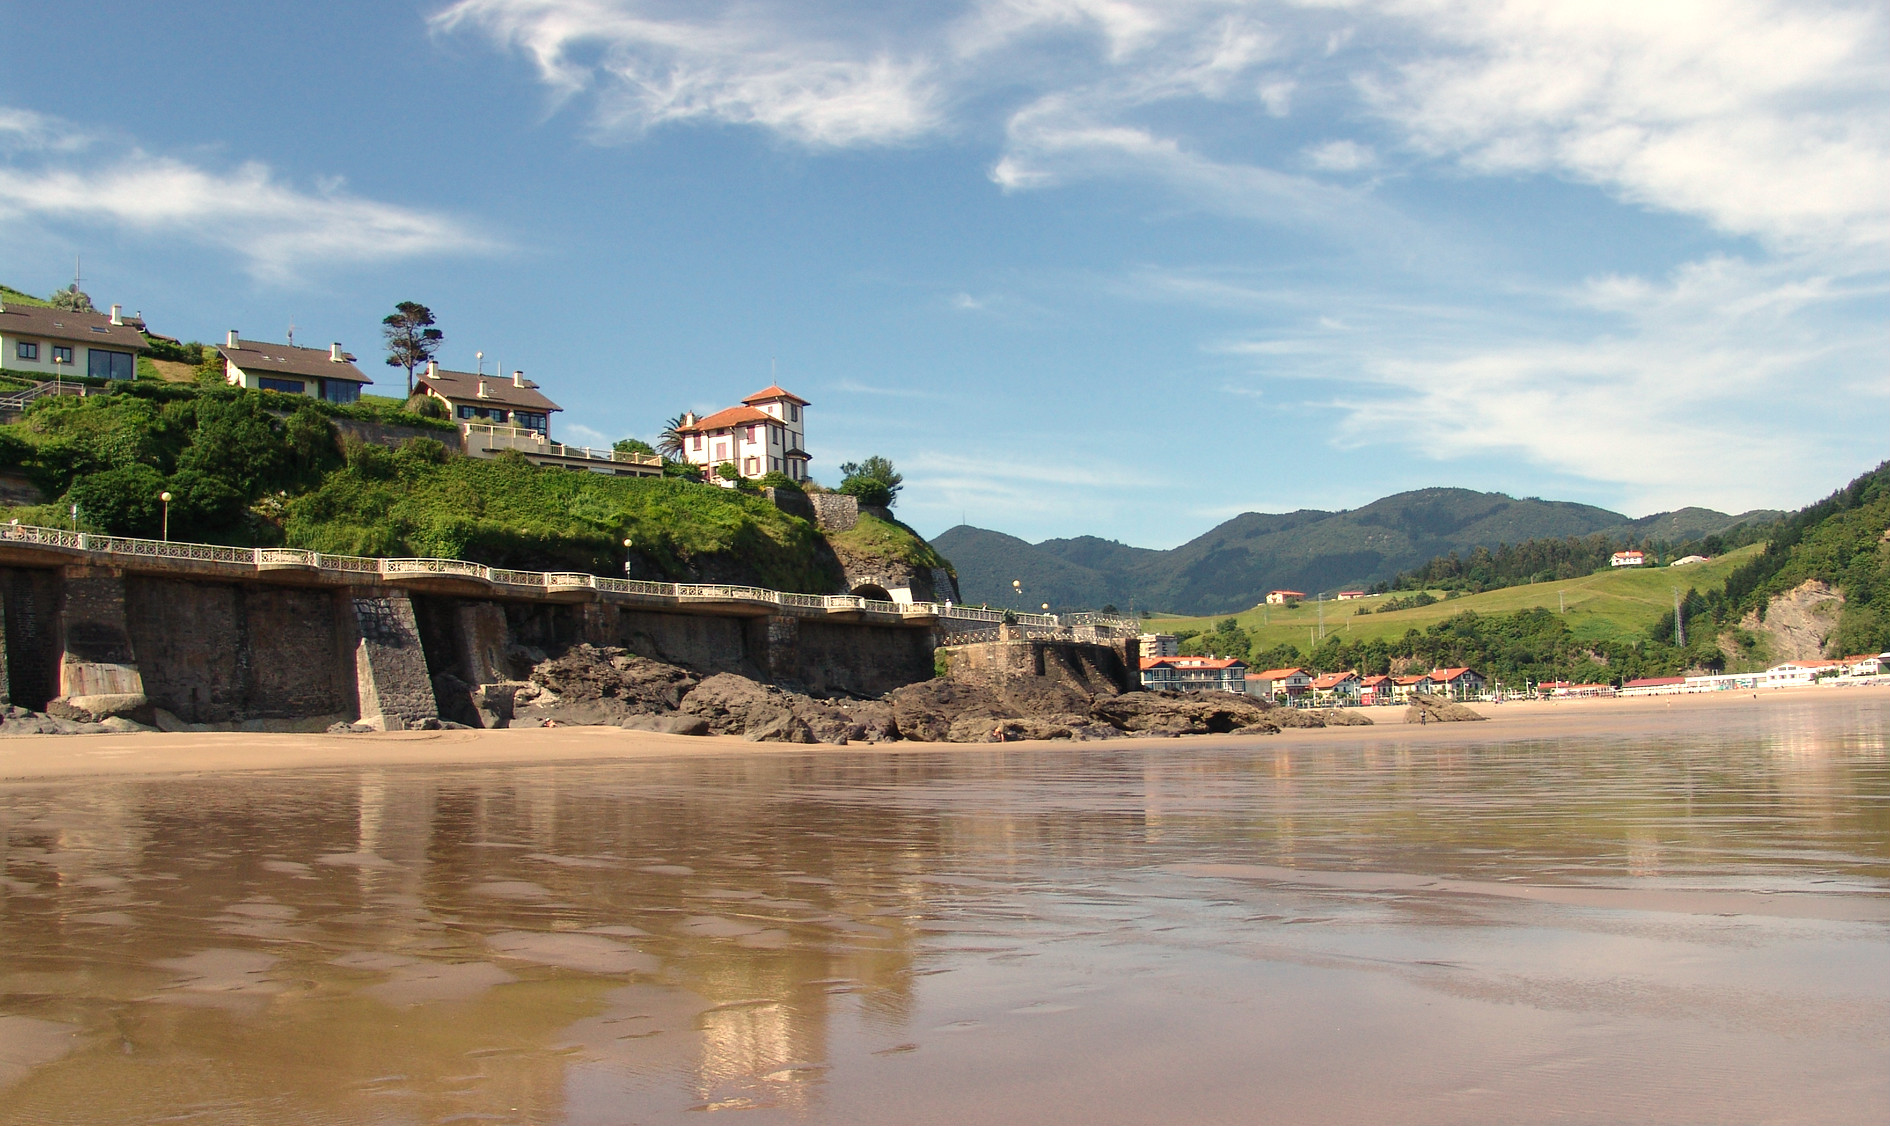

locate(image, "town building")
(1336, 590), (1368, 600)
(416, 361), (561, 437)
(0, 300), (144, 382)
(1358, 673), (1395, 705)
(1138, 633), (1179, 658)
(1265, 590), (1305, 605)
(1430, 667), (1487, 699)
(219, 331), (371, 403)
(1610, 550), (1646, 568)
(676, 385), (811, 484)
(1311, 670), (1361, 704)
(1246, 666), (1313, 701)
(1141, 655), (1248, 694)
(1392, 674), (1436, 700)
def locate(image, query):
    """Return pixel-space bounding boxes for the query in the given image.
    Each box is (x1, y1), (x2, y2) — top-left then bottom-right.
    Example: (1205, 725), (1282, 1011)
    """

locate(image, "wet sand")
(2, 682), (1883, 783)
(1, 689), (1885, 1123)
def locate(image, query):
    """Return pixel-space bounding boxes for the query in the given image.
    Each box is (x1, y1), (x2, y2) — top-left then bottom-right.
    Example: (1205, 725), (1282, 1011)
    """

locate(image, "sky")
(1, 1), (1884, 549)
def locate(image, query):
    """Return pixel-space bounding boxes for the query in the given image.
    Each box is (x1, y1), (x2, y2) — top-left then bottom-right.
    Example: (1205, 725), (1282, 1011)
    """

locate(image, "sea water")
(1, 696), (1885, 1124)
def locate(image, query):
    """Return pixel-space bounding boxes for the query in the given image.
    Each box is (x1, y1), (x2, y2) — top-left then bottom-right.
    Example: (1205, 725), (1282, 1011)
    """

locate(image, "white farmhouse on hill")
(676, 385), (811, 484)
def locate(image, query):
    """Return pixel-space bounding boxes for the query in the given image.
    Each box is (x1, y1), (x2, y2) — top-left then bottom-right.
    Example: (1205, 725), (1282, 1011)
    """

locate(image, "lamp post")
(623, 537), (633, 579)
(160, 491), (172, 542)
(51, 352), (69, 396)
(1011, 579), (1021, 609)
(69, 503), (78, 532)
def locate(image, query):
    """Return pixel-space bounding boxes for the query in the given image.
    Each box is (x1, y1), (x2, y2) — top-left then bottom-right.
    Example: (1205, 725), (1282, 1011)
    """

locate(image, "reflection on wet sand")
(1, 695), (1886, 1124)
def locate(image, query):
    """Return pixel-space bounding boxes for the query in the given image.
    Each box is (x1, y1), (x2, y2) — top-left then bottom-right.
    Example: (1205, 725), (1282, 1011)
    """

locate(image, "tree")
(382, 302), (444, 397)
(614, 437), (656, 457)
(48, 284), (95, 312)
(657, 414), (689, 459)
(839, 455), (903, 508)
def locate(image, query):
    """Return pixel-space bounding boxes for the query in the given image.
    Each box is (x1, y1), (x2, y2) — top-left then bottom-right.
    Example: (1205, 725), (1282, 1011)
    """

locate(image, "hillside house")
(677, 385), (811, 484)
(1311, 670), (1361, 704)
(1265, 590), (1305, 605)
(220, 331), (370, 403)
(1430, 667), (1487, 700)
(1610, 550), (1646, 567)
(1141, 655), (1248, 694)
(1336, 590), (1367, 600)
(1246, 666), (1312, 701)
(416, 361), (560, 437)
(1358, 673), (1395, 705)
(0, 300), (144, 382)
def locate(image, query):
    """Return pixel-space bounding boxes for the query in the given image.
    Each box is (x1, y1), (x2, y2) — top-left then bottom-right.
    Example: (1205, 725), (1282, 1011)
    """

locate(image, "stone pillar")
(0, 592), (9, 709)
(456, 601), (512, 685)
(56, 565), (145, 704)
(347, 589), (438, 731)
(763, 614), (800, 681)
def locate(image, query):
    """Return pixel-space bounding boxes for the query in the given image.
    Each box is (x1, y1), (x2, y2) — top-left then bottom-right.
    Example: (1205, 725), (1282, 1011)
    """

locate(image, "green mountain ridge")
(935, 487), (1783, 614)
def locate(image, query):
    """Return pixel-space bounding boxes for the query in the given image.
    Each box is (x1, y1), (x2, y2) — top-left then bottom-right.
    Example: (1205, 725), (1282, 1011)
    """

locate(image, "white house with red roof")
(1358, 673), (1395, 704)
(1140, 655), (1248, 694)
(1265, 590), (1306, 605)
(1246, 666), (1312, 700)
(1429, 667), (1487, 699)
(1311, 670), (1361, 704)
(676, 385), (811, 484)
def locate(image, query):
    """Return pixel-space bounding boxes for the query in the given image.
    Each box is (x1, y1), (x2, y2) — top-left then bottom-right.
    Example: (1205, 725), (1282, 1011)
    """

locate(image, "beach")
(2, 681), (1884, 783)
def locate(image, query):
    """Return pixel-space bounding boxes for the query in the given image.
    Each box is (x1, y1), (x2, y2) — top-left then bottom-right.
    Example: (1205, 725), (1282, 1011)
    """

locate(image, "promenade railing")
(0, 521), (1109, 633)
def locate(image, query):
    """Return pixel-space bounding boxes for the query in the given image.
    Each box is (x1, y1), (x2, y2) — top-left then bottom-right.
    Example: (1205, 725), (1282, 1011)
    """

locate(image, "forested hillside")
(938, 488), (1778, 614)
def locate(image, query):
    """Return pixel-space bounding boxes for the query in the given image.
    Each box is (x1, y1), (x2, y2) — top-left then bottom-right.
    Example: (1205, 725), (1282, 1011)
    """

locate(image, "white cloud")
(1365, 0), (1890, 253)
(1304, 138), (1375, 170)
(0, 110), (485, 281)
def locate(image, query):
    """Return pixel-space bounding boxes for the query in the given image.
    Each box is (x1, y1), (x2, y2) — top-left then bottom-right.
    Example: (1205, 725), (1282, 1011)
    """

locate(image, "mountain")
(933, 488), (1781, 615)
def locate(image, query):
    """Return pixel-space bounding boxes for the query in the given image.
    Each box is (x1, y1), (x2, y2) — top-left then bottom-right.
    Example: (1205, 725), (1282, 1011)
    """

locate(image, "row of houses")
(0, 294), (818, 486)
(1135, 652), (1488, 704)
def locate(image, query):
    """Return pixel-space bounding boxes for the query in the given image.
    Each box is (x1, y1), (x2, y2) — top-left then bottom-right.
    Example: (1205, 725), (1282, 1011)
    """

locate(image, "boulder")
(511, 644), (701, 727)
(1090, 691), (1282, 736)
(47, 693), (152, 724)
(679, 672), (888, 744)
(1405, 693), (1488, 723)
(621, 714), (711, 736)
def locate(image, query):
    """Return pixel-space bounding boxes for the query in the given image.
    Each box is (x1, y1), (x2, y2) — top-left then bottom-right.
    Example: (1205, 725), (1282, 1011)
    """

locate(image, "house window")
(516, 412), (547, 431)
(320, 379), (360, 404)
(259, 376), (306, 394)
(770, 458), (780, 472)
(51, 345), (73, 364)
(458, 405), (475, 419)
(15, 342), (37, 360)
(789, 404), (799, 422)
(744, 457), (760, 476)
(88, 349), (135, 380)
(692, 435), (703, 451)
(746, 425), (758, 442)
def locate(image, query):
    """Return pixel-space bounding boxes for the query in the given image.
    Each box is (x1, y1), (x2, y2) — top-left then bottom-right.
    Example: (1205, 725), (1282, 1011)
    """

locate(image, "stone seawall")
(0, 556), (946, 730)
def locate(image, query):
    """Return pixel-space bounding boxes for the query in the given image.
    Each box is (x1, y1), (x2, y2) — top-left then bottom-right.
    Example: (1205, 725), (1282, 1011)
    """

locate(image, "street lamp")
(51, 352), (69, 396)
(622, 537), (633, 578)
(69, 503), (78, 532)
(160, 491), (172, 542)
(1011, 579), (1021, 608)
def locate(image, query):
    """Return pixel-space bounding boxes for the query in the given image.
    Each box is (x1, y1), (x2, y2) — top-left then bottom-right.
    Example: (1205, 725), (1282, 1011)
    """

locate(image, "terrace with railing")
(0, 522), (1130, 636)
(462, 423), (664, 472)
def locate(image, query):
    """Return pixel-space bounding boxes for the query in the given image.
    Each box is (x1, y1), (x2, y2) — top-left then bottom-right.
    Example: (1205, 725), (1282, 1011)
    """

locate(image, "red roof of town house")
(1311, 672), (1359, 689)
(1431, 667), (1480, 682)
(1142, 656), (1247, 670)
(1393, 675), (1432, 686)
(1269, 590), (1306, 597)
(677, 405), (774, 433)
(742, 384), (810, 406)
(1539, 680), (1572, 689)
(1360, 674), (1393, 687)
(1624, 677), (1687, 688)
(1250, 667), (1310, 680)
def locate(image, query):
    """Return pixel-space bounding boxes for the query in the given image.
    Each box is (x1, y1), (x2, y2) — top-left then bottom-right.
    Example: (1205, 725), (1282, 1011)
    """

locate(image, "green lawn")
(1146, 543), (1765, 652)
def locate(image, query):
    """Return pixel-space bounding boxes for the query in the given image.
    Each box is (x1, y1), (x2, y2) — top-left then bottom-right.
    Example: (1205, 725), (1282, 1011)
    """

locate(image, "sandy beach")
(4, 681), (1883, 783)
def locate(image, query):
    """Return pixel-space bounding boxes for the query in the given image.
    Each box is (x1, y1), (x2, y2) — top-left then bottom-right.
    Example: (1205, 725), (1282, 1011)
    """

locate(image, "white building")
(219, 331), (372, 404)
(0, 299), (144, 382)
(1139, 633), (1179, 658)
(1610, 550), (1646, 567)
(676, 385), (811, 484)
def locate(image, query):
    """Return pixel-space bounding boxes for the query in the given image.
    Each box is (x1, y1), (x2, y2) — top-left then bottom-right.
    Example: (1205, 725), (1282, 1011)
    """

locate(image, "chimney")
(227, 329), (239, 348)
(477, 379), (490, 399)
(425, 359), (437, 377)
(512, 370), (524, 388)
(329, 342), (344, 362)
(109, 304), (123, 325)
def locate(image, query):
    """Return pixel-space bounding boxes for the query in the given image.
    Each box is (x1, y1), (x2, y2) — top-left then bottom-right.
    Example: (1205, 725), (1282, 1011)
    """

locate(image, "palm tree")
(658, 413), (688, 459)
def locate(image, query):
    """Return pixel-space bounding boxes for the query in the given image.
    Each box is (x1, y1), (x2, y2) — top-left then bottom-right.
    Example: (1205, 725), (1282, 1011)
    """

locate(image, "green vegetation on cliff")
(0, 380), (939, 593)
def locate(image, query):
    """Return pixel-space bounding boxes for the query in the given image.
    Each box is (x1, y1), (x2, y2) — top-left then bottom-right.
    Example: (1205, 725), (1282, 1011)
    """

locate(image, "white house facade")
(0, 300), (144, 382)
(677, 385), (811, 484)
(219, 331), (371, 404)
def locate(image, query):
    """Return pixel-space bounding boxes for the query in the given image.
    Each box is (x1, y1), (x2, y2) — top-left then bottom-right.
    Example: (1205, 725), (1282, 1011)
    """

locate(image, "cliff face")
(1744, 580), (1845, 662)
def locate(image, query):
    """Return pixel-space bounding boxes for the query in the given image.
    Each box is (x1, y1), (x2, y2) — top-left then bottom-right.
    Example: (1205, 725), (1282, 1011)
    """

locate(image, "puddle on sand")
(0, 694), (1887, 1124)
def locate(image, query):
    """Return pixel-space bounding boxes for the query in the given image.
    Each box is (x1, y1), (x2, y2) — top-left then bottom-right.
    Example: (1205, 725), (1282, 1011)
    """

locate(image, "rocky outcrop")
(680, 673), (899, 744)
(1742, 580), (1844, 662)
(1404, 693), (1488, 723)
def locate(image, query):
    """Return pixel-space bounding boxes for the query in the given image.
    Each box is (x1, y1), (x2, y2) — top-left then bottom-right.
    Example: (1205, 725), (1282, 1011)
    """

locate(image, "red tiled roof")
(1359, 675), (1393, 687)
(1393, 675), (1432, 685)
(742, 384), (809, 406)
(1311, 672), (1359, 689)
(1250, 667), (1309, 680)
(1431, 667), (1479, 681)
(1268, 590), (1306, 597)
(679, 405), (773, 433)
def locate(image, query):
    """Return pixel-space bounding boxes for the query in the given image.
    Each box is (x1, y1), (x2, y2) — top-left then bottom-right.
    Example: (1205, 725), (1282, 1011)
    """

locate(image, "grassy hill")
(937, 488), (1779, 614)
(1148, 545), (1765, 659)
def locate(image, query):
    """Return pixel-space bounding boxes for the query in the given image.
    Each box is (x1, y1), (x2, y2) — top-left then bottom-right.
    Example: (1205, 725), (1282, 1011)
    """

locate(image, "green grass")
(0, 284), (51, 308)
(826, 512), (950, 571)
(1148, 544), (1767, 651)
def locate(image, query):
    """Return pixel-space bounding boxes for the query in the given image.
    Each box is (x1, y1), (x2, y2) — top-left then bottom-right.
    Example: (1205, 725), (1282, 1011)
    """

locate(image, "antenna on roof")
(72, 255), (82, 294)
(475, 351), (484, 376)
(286, 318), (297, 347)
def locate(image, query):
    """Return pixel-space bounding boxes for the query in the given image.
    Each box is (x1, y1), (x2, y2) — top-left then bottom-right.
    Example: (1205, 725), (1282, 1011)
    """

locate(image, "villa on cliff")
(415, 361), (560, 437)
(1, 300), (145, 382)
(676, 385), (811, 485)
(219, 331), (372, 404)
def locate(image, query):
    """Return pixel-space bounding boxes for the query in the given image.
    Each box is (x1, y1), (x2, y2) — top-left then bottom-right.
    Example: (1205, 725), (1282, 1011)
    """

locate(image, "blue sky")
(2, 1), (1884, 548)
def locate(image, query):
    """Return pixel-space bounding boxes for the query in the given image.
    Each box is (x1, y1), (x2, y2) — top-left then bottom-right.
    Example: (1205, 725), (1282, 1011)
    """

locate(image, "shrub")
(64, 464), (166, 536)
(755, 471), (802, 493)
(406, 394), (449, 420)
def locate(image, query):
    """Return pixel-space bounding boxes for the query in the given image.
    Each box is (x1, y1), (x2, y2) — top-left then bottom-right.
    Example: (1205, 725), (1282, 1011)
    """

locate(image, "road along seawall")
(0, 535), (957, 731)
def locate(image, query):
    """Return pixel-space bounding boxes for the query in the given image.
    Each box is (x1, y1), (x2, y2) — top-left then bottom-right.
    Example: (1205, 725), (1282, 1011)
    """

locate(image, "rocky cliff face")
(1744, 580), (1845, 661)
